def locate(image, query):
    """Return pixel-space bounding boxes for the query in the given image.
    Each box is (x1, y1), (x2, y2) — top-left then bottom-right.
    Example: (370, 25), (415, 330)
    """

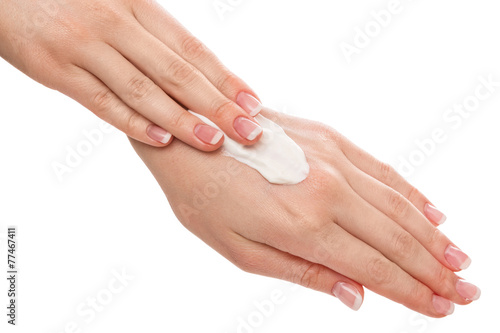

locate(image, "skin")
(0, 0), (478, 317)
(0, 0), (262, 150)
(130, 108), (477, 317)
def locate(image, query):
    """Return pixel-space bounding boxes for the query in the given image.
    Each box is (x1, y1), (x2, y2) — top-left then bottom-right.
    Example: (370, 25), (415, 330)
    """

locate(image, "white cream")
(189, 111), (309, 185)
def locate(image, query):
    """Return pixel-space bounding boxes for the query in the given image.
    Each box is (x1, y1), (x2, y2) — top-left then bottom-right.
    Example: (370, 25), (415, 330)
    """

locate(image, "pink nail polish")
(332, 282), (363, 311)
(147, 125), (171, 144)
(236, 92), (263, 117)
(432, 295), (454, 316)
(456, 280), (481, 301)
(444, 245), (471, 270)
(194, 124), (224, 145)
(234, 117), (263, 141)
(424, 203), (447, 225)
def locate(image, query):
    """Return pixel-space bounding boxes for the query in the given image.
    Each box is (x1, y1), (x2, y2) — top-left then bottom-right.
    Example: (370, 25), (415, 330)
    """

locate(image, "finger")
(58, 65), (173, 147)
(312, 223), (461, 317)
(266, 218), (457, 317)
(226, 232), (364, 311)
(329, 186), (473, 306)
(339, 138), (447, 226)
(130, 1), (263, 116)
(109, 22), (263, 145)
(342, 163), (472, 272)
(76, 43), (226, 151)
(229, 197), (457, 316)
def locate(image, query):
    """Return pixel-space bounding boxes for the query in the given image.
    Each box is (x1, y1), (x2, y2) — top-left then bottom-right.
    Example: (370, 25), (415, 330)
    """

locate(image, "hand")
(0, 0), (263, 150)
(129, 108), (480, 316)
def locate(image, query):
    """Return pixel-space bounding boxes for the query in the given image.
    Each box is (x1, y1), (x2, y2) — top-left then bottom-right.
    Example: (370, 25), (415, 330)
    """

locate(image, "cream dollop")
(190, 111), (309, 185)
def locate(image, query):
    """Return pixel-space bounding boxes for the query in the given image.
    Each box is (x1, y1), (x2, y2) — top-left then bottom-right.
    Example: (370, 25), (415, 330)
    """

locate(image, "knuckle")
(392, 231), (417, 260)
(232, 251), (259, 274)
(296, 215), (328, 239)
(402, 279), (428, 309)
(167, 59), (197, 88)
(308, 168), (345, 201)
(387, 191), (410, 220)
(367, 257), (394, 285)
(297, 263), (322, 289)
(210, 99), (234, 120)
(216, 70), (241, 94)
(425, 228), (441, 246)
(316, 124), (341, 144)
(378, 162), (396, 185)
(57, 21), (91, 47)
(126, 76), (155, 103)
(435, 265), (456, 299)
(309, 222), (341, 263)
(91, 89), (114, 113)
(124, 111), (143, 135)
(88, 2), (125, 28)
(406, 185), (422, 204)
(168, 110), (186, 130)
(181, 35), (207, 60)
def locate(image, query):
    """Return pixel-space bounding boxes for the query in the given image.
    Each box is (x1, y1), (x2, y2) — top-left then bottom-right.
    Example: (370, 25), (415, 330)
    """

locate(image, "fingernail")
(332, 282), (363, 311)
(234, 117), (263, 141)
(456, 280), (481, 301)
(432, 295), (454, 316)
(236, 92), (263, 117)
(445, 244), (471, 270)
(147, 125), (172, 144)
(424, 203), (447, 225)
(194, 124), (224, 145)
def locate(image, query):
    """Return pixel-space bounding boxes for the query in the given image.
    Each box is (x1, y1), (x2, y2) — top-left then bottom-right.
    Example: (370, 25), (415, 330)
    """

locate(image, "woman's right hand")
(0, 0), (263, 150)
(130, 107), (480, 317)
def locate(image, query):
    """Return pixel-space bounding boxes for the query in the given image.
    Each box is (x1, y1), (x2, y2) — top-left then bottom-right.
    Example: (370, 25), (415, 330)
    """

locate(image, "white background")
(1, 0), (499, 332)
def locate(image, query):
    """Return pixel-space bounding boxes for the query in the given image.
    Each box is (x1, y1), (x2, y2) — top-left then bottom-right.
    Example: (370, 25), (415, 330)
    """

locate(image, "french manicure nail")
(147, 125), (172, 144)
(445, 244), (471, 270)
(194, 124), (224, 145)
(432, 295), (454, 316)
(234, 117), (263, 141)
(424, 203), (447, 225)
(456, 280), (481, 301)
(332, 282), (363, 311)
(236, 92), (263, 117)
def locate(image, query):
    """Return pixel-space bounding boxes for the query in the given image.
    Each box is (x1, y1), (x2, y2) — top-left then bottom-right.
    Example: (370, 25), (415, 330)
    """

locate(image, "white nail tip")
(460, 281), (482, 301)
(210, 131), (224, 145)
(437, 215), (447, 225)
(460, 257), (472, 270)
(160, 133), (172, 144)
(333, 282), (363, 311)
(246, 126), (263, 141)
(445, 302), (455, 315)
(433, 295), (455, 316)
(351, 293), (363, 311)
(471, 287), (482, 301)
(249, 104), (263, 117)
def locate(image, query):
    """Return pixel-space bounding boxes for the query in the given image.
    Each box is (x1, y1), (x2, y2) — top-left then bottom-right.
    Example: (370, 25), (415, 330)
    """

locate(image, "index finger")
(112, 21), (263, 145)
(131, 0), (263, 115)
(339, 137), (448, 226)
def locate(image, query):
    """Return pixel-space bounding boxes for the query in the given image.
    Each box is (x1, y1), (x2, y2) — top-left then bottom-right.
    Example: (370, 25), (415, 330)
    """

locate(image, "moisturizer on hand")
(190, 111), (310, 185)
